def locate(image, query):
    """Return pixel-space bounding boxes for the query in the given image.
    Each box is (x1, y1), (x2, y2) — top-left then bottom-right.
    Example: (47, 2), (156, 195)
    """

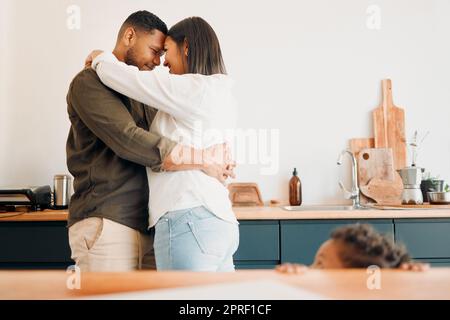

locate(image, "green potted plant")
(420, 173), (444, 202)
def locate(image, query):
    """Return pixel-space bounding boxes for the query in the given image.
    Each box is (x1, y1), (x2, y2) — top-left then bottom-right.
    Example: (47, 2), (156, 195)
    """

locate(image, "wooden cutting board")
(228, 183), (264, 207)
(349, 138), (374, 156)
(373, 79), (407, 170)
(360, 176), (403, 205)
(373, 203), (450, 210)
(357, 148), (395, 186)
(356, 148), (403, 204)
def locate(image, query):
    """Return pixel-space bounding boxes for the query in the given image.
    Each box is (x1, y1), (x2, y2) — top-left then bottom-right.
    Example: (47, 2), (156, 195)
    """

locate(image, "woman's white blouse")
(92, 52), (238, 227)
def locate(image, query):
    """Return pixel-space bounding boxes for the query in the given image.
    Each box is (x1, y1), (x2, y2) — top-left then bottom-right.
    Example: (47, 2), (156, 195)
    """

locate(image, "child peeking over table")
(276, 223), (429, 273)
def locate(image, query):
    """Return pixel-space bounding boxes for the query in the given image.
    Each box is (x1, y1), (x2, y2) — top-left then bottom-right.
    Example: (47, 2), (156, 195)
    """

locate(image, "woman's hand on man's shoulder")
(84, 50), (104, 69)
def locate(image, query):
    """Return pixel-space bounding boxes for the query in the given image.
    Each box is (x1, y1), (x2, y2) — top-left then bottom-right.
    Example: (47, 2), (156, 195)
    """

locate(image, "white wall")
(1, 0), (450, 204)
(0, 0), (12, 182)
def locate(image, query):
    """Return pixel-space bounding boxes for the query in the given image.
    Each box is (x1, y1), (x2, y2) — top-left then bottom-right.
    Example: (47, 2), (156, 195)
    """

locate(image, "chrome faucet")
(337, 149), (361, 209)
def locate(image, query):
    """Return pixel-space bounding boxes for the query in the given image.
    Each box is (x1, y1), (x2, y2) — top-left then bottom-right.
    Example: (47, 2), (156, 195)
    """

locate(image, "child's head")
(311, 224), (411, 269)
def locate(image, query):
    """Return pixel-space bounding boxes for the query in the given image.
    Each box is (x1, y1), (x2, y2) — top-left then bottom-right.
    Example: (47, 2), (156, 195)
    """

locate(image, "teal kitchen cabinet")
(394, 219), (450, 263)
(2, 218), (450, 270)
(0, 221), (73, 269)
(0, 219), (283, 270)
(233, 220), (280, 269)
(280, 219), (394, 265)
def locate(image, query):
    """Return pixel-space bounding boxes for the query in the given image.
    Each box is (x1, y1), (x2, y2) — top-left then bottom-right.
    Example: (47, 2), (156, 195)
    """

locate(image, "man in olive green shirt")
(66, 11), (233, 272)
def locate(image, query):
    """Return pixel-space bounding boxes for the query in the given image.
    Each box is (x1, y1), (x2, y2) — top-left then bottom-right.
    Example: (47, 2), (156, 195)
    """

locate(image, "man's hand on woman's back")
(162, 142), (236, 184)
(202, 143), (236, 183)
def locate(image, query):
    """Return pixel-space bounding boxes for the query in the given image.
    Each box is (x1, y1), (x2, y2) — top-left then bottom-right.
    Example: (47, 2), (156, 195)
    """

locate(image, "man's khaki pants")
(68, 217), (155, 272)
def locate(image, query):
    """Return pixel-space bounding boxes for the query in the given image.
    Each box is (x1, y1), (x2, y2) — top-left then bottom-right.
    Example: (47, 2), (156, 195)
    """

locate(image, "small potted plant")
(420, 173), (445, 202)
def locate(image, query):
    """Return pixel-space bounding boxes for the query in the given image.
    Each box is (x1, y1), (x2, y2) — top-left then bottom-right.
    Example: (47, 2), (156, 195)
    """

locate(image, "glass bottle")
(289, 168), (302, 206)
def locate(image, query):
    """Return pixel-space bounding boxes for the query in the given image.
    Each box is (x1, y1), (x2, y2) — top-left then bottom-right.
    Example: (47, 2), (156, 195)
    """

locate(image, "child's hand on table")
(399, 262), (430, 272)
(275, 263), (309, 274)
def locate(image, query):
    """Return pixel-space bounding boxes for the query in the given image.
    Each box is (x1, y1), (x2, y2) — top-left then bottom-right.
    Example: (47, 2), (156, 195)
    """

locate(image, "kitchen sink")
(282, 205), (374, 211)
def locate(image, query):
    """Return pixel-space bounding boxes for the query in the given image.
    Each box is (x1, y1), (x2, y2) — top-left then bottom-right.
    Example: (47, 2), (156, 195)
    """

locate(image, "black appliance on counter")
(0, 186), (52, 211)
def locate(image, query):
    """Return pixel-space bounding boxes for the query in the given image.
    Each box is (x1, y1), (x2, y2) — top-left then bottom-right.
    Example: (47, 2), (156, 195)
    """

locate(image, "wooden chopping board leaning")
(357, 148), (403, 205)
(373, 79), (407, 170)
(347, 79), (407, 205)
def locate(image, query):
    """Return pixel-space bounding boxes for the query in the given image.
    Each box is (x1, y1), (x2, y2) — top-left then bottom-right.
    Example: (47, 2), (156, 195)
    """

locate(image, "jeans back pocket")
(187, 209), (236, 258)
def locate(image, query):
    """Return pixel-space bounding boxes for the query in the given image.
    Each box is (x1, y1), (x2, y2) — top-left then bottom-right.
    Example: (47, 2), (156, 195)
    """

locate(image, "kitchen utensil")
(228, 183), (264, 207)
(373, 203), (450, 210)
(397, 166), (425, 204)
(349, 138), (375, 156)
(53, 174), (72, 209)
(357, 148), (395, 186)
(427, 192), (450, 204)
(360, 176), (403, 205)
(373, 79), (407, 170)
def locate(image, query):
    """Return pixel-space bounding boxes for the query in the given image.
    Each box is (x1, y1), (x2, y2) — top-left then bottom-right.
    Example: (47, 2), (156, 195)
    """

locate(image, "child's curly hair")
(331, 224), (411, 268)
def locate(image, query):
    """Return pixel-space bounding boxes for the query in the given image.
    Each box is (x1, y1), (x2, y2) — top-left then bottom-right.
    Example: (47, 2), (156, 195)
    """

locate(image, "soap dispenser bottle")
(289, 168), (302, 206)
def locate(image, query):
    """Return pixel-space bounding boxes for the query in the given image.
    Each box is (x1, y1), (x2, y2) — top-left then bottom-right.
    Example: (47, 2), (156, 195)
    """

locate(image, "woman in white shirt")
(89, 17), (239, 271)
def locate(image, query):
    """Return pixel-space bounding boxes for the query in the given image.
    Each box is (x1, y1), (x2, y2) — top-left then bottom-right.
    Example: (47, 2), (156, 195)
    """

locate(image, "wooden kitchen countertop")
(234, 205), (450, 220)
(0, 268), (449, 300)
(0, 209), (68, 222)
(2, 205), (450, 222)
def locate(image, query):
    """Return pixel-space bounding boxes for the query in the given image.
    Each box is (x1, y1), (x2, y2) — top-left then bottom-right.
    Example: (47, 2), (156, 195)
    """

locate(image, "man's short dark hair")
(331, 223), (411, 268)
(119, 10), (168, 37)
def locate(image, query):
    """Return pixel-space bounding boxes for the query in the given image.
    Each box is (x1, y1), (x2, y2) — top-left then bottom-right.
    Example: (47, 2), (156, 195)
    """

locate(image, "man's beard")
(124, 47), (140, 68)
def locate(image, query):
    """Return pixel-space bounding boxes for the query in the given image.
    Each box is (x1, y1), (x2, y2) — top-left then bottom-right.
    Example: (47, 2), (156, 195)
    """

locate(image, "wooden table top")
(2, 206), (450, 222)
(1, 269), (449, 300)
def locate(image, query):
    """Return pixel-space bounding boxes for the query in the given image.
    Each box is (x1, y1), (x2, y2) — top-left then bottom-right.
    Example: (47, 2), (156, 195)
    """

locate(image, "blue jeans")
(154, 206), (239, 271)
